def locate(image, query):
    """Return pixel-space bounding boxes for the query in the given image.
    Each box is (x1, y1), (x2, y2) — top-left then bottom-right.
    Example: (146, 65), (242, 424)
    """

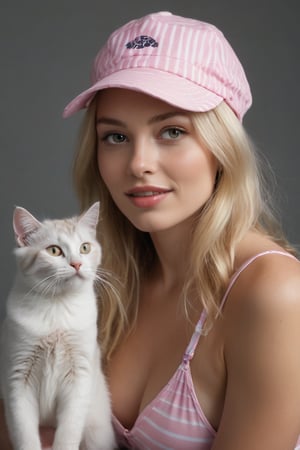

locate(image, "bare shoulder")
(225, 250), (300, 322)
(223, 249), (300, 363)
(223, 249), (300, 353)
(212, 251), (300, 449)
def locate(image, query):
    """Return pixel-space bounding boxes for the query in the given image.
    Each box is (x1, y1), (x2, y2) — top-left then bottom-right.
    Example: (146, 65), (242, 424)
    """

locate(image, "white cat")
(0, 203), (116, 450)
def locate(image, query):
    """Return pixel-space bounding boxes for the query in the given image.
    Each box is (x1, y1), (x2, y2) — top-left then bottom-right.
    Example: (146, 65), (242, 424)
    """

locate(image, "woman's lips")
(125, 186), (172, 208)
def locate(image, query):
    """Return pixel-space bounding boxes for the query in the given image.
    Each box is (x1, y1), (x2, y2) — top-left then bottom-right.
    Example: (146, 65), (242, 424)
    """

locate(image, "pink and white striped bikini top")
(112, 251), (300, 450)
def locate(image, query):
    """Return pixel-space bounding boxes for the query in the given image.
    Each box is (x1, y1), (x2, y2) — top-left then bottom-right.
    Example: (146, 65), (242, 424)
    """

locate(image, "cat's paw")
(52, 445), (79, 450)
(18, 444), (42, 450)
(81, 425), (116, 450)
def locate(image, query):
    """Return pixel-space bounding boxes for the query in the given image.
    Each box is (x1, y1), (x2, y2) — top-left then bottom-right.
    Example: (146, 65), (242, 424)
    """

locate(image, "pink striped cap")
(63, 11), (252, 120)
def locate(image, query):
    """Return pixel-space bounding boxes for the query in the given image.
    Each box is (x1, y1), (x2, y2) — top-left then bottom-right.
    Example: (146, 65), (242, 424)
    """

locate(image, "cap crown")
(91, 12), (251, 119)
(63, 12), (252, 120)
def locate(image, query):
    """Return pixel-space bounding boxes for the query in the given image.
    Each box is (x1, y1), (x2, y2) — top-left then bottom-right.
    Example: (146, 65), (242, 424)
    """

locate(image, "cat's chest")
(38, 330), (74, 362)
(13, 329), (92, 386)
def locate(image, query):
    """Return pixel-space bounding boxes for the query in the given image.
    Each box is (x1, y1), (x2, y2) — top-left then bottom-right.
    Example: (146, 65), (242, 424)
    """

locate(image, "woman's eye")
(104, 133), (128, 144)
(161, 128), (185, 140)
(46, 245), (63, 257)
(80, 243), (91, 254)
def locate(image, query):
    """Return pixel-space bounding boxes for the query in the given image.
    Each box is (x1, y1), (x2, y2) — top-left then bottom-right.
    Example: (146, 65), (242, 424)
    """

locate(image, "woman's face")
(96, 88), (218, 233)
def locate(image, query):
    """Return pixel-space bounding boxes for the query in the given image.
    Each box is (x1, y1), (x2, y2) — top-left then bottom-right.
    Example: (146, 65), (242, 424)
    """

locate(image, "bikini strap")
(219, 250), (296, 310)
(183, 250), (296, 363)
(183, 309), (207, 363)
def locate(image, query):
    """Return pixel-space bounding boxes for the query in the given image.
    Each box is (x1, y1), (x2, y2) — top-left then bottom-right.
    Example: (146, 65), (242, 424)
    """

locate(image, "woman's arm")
(212, 257), (300, 450)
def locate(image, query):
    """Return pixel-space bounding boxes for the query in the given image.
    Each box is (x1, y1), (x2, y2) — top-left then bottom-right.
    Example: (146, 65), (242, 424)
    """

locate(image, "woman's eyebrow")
(96, 111), (188, 127)
(148, 111), (189, 124)
(96, 117), (127, 127)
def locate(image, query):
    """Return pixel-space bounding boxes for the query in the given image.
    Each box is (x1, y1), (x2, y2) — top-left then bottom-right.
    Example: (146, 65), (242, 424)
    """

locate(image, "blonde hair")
(73, 98), (294, 362)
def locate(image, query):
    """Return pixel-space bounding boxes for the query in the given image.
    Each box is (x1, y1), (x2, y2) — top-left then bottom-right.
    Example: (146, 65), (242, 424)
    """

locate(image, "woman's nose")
(128, 140), (157, 178)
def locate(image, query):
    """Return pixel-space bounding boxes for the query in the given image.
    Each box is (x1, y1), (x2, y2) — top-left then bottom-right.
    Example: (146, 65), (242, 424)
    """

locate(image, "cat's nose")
(70, 261), (82, 272)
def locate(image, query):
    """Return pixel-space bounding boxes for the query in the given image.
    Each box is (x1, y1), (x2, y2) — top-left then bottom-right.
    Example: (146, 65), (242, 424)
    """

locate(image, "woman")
(2, 10), (300, 450)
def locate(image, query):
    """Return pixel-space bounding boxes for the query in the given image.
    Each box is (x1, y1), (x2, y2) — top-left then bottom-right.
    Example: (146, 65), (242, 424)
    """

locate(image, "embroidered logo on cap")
(126, 35), (158, 49)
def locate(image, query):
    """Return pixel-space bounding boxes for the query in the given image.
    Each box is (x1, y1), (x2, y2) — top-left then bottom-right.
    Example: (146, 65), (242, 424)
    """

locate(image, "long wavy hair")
(73, 96), (294, 362)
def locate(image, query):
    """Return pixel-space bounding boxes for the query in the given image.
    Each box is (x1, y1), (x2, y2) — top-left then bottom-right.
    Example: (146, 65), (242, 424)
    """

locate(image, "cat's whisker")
(42, 277), (61, 299)
(96, 267), (124, 285)
(22, 274), (60, 301)
(94, 273), (117, 293)
(23, 269), (76, 300)
(94, 269), (125, 316)
(36, 279), (58, 300)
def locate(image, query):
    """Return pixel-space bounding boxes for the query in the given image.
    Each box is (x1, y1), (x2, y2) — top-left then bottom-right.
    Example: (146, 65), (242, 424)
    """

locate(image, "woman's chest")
(108, 303), (191, 428)
(107, 299), (226, 431)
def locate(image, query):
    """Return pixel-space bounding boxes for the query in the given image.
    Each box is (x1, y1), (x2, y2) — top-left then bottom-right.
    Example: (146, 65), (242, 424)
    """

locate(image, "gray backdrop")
(0, 0), (299, 320)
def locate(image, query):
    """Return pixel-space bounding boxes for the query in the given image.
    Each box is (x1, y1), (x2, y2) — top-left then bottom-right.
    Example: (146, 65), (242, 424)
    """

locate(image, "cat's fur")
(0, 203), (116, 450)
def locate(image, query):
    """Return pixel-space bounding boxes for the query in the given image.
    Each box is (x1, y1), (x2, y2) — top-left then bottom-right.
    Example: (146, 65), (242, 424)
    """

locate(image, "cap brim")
(63, 68), (223, 118)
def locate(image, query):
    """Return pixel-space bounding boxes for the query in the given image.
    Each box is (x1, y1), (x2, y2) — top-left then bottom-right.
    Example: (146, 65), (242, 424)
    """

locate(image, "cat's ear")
(78, 202), (100, 231)
(13, 207), (42, 247)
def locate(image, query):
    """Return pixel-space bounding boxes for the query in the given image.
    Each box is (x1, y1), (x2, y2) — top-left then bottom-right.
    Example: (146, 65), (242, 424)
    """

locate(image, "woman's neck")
(149, 221), (193, 290)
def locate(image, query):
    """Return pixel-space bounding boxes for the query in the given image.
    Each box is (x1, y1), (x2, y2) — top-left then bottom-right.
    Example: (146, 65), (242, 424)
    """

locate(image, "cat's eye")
(80, 243), (91, 254)
(46, 245), (63, 257)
